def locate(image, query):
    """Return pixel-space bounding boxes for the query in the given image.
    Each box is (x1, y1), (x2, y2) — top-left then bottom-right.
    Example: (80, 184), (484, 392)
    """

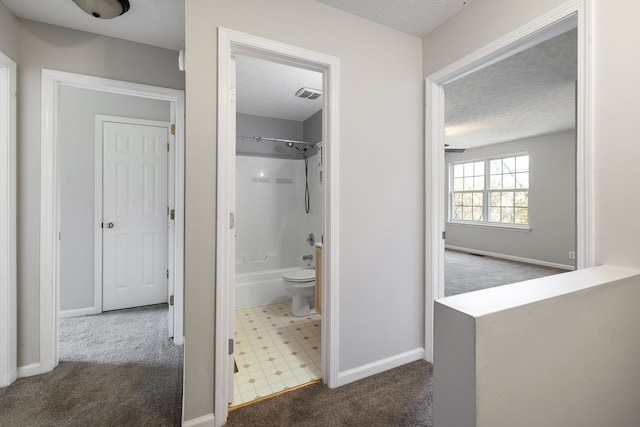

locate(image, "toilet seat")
(283, 269), (315, 283)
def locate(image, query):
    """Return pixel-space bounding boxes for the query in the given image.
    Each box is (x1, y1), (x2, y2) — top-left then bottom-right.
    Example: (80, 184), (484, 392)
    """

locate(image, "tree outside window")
(451, 154), (529, 226)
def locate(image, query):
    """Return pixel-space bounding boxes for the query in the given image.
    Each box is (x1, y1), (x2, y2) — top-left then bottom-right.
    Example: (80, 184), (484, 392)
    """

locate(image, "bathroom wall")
(304, 110), (324, 246)
(236, 113), (322, 277)
(236, 156), (308, 272)
(303, 110), (322, 144)
(237, 113), (304, 159)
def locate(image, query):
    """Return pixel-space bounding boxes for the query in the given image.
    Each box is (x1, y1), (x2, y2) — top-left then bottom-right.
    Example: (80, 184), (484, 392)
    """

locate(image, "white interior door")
(102, 121), (169, 311)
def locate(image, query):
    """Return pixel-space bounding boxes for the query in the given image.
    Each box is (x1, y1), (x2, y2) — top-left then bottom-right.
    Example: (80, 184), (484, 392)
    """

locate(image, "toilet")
(282, 269), (316, 317)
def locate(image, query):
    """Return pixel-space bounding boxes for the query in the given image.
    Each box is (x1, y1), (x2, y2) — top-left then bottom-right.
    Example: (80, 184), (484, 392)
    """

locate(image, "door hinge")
(167, 141), (170, 152)
(230, 212), (235, 229)
(170, 124), (175, 135)
(170, 209), (175, 220)
(229, 338), (234, 355)
(167, 269), (169, 279)
(169, 295), (174, 306)
(442, 231), (446, 240)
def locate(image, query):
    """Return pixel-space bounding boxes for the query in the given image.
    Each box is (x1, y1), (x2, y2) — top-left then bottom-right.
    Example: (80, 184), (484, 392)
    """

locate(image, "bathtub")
(235, 267), (301, 309)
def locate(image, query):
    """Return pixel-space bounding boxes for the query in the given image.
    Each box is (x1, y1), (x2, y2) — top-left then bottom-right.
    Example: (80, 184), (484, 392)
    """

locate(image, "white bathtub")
(235, 267), (301, 309)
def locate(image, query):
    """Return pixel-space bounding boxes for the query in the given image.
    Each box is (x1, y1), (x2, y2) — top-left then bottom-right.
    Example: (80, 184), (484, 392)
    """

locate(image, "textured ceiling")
(236, 55), (323, 122)
(1, 0), (577, 149)
(445, 28), (577, 149)
(0, 0), (184, 50)
(0, 0), (474, 51)
(313, 0), (476, 37)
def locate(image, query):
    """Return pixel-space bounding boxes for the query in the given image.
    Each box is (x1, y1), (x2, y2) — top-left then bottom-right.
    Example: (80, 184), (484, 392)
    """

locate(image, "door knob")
(106, 222), (114, 229)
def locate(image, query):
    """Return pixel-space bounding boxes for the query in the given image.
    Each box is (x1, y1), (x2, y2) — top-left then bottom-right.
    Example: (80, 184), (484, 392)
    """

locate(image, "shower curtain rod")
(236, 134), (316, 146)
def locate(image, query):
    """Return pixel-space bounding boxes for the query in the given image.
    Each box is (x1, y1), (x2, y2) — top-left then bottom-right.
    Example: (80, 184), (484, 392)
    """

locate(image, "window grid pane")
(452, 156), (528, 225)
(485, 155), (529, 225)
(489, 190), (528, 225)
(452, 190), (484, 221)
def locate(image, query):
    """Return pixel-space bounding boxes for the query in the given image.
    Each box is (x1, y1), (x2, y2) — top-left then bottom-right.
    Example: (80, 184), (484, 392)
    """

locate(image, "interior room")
(2, 0), (640, 426)
(443, 27), (577, 296)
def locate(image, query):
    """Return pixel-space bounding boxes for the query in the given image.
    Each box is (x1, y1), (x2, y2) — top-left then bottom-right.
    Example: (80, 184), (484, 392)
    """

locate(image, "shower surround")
(235, 154), (322, 308)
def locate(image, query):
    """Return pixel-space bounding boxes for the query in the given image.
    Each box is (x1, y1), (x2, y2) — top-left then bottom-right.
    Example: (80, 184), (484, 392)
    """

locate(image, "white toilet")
(282, 269), (316, 317)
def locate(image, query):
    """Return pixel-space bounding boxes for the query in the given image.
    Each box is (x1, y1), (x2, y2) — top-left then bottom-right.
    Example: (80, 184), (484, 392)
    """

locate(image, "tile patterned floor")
(231, 302), (322, 407)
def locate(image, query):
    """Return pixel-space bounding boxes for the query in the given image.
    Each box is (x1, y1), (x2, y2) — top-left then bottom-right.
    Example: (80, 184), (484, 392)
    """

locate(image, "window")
(450, 154), (529, 226)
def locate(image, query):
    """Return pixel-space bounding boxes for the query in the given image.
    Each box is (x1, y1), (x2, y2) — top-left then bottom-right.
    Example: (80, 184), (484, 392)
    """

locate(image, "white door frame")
(39, 69), (186, 375)
(424, 0), (593, 362)
(0, 50), (17, 387)
(94, 115), (172, 316)
(216, 27), (340, 426)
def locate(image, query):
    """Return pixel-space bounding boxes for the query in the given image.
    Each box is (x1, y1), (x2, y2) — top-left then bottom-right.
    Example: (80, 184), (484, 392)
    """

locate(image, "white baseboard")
(446, 245), (575, 271)
(59, 306), (101, 319)
(336, 347), (425, 387)
(183, 413), (215, 427)
(17, 363), (41, 378)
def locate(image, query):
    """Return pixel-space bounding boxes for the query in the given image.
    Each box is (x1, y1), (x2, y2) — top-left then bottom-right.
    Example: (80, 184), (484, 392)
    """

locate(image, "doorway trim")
(216, 27), (340, 426)
(424, 0), (593, 361)
(39, 69), (186, 375)
(0, 50), (17, 387)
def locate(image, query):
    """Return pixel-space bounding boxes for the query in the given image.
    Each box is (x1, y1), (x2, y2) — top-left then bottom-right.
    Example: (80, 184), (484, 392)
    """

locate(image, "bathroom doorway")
(215, 28), (340, 422)
(231, 53), (325, 408)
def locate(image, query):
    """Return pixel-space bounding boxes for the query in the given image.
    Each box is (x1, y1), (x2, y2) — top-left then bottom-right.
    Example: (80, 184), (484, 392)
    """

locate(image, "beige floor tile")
(231, 302), (321, 407)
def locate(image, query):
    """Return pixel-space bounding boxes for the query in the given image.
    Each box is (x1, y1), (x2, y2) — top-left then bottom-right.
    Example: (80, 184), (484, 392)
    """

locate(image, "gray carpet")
(226, 360), (433, 427)
(0, 304), (183, 427)
(445, 249), (568, 296)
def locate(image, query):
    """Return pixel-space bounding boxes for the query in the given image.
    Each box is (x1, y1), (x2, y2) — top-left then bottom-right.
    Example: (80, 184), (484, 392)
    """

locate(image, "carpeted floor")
(226, 360), (433, 427)
(0, 304), (183, 427)
(445, 249), (568, 296)
(0, 252), (559, 426)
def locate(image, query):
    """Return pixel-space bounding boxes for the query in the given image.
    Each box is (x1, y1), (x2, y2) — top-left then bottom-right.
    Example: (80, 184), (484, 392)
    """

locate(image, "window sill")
(447, 221), (532, 232)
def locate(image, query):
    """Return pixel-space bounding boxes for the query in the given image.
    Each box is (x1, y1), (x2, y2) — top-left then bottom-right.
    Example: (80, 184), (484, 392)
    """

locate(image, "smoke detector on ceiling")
(295, 87), (322, 100)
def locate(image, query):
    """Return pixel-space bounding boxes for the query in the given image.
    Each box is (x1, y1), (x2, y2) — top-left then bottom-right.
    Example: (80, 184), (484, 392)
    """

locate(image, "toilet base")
(290, 295), (315, 317)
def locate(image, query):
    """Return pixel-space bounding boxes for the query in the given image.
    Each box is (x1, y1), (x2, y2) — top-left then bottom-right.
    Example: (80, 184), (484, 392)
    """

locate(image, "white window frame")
(449, 153), (530, 230)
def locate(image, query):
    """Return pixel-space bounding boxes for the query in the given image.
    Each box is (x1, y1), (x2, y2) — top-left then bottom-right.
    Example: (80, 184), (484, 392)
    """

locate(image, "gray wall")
(0, 2), (17, 60)
(236, 112), (322, 159)
(425, 0), (640, 424)
(185, 0), (423, 421)
(445, 130), (576, 267)
(237, 113), (303, 158)
(16, 19), (184, 367)
(303, 110), (323, 143)
(58, 86), (170, 312)
(423, 0), (640, 269)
